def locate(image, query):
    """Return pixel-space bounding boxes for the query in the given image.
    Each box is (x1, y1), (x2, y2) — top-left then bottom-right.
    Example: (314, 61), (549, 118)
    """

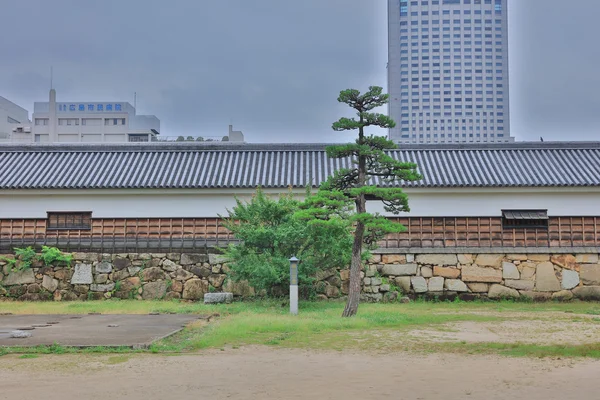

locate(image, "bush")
(222, 188), (353, 296)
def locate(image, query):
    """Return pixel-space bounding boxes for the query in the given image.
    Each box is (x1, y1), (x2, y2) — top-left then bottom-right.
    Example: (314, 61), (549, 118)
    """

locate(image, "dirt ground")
(1, 348), (599, 400)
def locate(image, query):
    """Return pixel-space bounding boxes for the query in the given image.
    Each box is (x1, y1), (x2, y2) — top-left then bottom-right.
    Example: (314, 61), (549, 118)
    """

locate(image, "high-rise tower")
(388, 0), (513, 144)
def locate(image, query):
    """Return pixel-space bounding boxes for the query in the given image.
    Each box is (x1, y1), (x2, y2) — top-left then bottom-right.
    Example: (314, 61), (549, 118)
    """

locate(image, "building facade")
(1, 142), (600, 301)
(0, 97), (30, 141)
(388, 0), (513, 144)
(11, 89), (161, 144)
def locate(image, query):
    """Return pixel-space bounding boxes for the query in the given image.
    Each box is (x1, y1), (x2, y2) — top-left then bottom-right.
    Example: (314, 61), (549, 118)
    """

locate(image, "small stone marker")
(204, 292), (234, 304)
(10, 330), (32, 339)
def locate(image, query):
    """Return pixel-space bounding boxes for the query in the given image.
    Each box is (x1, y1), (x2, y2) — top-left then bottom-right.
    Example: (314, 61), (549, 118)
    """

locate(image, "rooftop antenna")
(134, 92), (137, 110)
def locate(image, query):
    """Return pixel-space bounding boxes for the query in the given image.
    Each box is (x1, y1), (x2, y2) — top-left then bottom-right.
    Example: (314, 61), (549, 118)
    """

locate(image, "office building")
(10, 89), (161, 143)
(388, 0), (513, 143)
(0, 97), (30, 141)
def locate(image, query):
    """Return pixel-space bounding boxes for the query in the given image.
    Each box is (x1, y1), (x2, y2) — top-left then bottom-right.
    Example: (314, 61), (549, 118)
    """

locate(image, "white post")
(290, 284), (298, 315)
(289, 256), (299, 315)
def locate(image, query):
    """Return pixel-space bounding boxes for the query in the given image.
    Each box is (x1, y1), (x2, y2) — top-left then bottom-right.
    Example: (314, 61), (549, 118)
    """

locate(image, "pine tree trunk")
(342, 219), (365, 317)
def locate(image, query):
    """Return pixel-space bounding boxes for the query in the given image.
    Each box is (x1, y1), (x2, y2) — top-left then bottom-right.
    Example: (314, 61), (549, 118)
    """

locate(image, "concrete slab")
(0, 314), (203, 348)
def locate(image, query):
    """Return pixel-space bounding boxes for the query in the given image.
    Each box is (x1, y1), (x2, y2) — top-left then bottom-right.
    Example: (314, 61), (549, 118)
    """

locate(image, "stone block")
(382, 254), (406, 264)
(174, 269), (195, 281)
(223, 280), (255, 297)
(315, 268), (336, 281)
(420, 266), (433, 278)
(519, 264), (537, 280)
(370, 277), (382, 286)
(191, 266), (212, 278)
(428, 277), (444, 292)
(369, 254), (381, 264)
(183, 279), (210, 300)
(363, 277), (371, 285)
(580, 264), (600, 285)
(95, 262), (113, 274)
(433, 266), (461, 279)
(380, 284), (391, 292)
(504, 280), (535, 291)
(181, 254), (209, 265)
(120, 277), (141, 292)
(502, 262), (520, 280)
(527, 254), (550, 262)
(406, 254), (415, 263)
(519, 291), (552, 301)
(573, 286), (600, 300)
(161, 259), (179, 272)
(551, 255), (578, 271)
(340, 270), (350, 281)
(552, 290), (574, 301)
(506, 254), (527, 261)
(535, 262), (560, 292)
(209, 254), (229, 265)
(142, 267), (167, 282)
(71, 264), (93, 285)
(381, 264), (418, 276)
(3, 269), (35, 286)
(445, 279), (468, 292)
(111, 269), (130, 281)
(171, 280), (183, 293)
(395, 277), (412, 294)
(325, 285), (340, 298)
(204, 292), (234, 304)
(411, 277), (427, 293)
(462, 265), (502, 283)
(576, 254), (599, 264)
(474, 254), (504, 268)
(415, 254), (458, 266)
(488, 284), (520, 299)
(54, 269), (71, 281)
(73, 253), (99, 263)
(561, 270), (580, 290)
(209, 274), (227, 288)
(27, 283), (41, 293)
(457, 254), (473, 265)
(365, 265), (377, 277)
(142, 281), (168, 300)
(327, 276), (342, 287)
(90, 283), (115, 292)
(95, 274), (108, 284)
(113, 258), (131, 270)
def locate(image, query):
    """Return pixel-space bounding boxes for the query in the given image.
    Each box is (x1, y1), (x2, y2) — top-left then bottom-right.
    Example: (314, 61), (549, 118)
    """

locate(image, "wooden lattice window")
(47, 212), (92, 230)
(502, 210), (548, 230)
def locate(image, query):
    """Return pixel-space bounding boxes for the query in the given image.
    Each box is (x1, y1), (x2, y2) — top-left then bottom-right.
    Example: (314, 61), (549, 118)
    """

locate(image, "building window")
(47, 212), (92, 230)
(502, 210), (548, 230)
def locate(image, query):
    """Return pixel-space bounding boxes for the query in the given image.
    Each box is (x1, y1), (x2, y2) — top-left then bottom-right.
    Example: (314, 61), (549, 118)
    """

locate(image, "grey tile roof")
(1, 142), (600, 190)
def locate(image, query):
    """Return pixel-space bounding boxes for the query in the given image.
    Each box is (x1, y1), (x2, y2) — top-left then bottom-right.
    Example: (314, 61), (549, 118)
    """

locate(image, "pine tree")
(301, 86), (421, 317)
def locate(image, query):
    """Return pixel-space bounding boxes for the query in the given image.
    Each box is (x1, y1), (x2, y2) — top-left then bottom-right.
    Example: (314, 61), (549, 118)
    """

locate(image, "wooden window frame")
(501, 209), (549, 230)
(47, 212), (93, 231)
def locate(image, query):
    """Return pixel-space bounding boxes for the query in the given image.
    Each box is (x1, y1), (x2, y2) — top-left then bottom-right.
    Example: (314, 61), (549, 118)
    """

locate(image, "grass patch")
(444, 341), (600, 359)
(4, 300), (600, 358)
(18, 354), (39, 359)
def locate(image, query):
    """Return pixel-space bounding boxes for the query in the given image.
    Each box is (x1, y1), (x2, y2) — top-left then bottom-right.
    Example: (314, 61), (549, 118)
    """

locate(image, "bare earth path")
(1, 348), (599, 400)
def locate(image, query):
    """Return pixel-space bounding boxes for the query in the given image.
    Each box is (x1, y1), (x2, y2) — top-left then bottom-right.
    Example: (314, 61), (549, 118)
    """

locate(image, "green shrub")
(39, 246), (73, 266)
(222, 188), (353, 295)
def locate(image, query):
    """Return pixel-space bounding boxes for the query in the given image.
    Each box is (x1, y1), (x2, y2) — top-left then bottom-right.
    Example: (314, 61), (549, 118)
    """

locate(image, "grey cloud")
(1, 0), (599, 142)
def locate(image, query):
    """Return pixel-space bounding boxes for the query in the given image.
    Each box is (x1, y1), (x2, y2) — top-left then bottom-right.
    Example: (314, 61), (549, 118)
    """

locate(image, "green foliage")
(222, 188), (353, 295)
(39, 246), (72, 266)
(300, 86), (422, 316)
(1, 246), (72, 271)
(1, 247), (37, 271)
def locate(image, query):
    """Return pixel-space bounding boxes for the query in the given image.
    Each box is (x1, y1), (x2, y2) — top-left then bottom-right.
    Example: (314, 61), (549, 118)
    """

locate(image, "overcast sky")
(1, 0), (599, 143)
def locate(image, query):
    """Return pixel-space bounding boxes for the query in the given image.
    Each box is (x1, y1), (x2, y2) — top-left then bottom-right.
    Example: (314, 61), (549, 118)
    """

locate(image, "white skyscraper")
(388, 0), (513, 144)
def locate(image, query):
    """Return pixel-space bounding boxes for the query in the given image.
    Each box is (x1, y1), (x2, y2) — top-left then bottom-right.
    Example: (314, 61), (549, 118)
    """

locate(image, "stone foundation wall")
(1, 251), (599, 302)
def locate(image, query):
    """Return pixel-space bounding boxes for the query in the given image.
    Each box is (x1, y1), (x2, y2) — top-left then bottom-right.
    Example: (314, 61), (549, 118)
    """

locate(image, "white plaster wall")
(0, 188), (599, 219)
